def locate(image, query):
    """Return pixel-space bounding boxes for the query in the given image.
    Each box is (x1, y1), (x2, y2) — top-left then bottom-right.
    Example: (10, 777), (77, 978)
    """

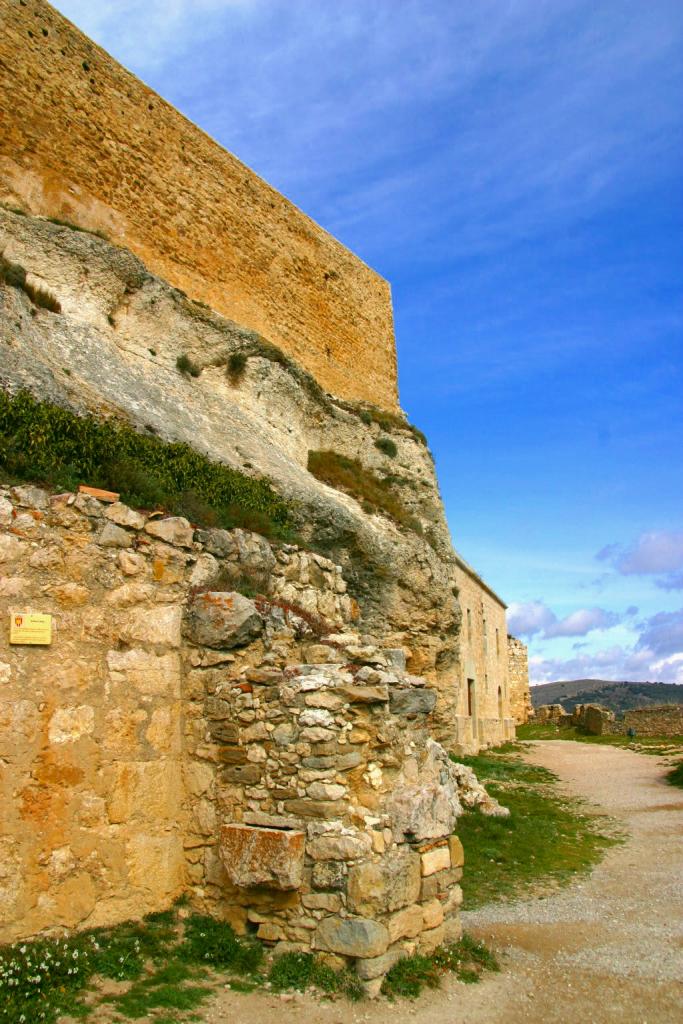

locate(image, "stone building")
(451, 556), (516, 753)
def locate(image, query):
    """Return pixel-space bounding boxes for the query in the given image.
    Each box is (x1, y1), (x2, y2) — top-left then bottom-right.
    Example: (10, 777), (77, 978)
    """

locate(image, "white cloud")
(529, 607), (683, 684)
(508, 600), (619, 639)
(597, 530), (683, 575)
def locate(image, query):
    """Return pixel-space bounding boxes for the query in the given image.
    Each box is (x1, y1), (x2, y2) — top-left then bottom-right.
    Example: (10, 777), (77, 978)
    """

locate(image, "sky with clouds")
(54, 0), (683, 685)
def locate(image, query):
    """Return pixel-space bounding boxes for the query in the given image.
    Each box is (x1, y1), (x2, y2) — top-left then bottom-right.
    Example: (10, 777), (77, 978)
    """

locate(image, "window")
(467, 678), (475, 717)
(483, 615), (488, 656)
(498, 685), (503, 718)
(467, 608), (472, 642)
(496, 627), (500, 656)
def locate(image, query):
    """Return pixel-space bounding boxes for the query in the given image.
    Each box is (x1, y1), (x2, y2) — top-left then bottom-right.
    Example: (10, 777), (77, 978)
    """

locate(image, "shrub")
(268, 952), (364, 1001)
(0, 253), (61, 313)
(227, 351), (248, 384)
(177, 915), (263, 974)
(307, 449), (422, 535)
(0, 389), (295, 542)
(374, 436), (397, 458)
(176, 353), (201, 378)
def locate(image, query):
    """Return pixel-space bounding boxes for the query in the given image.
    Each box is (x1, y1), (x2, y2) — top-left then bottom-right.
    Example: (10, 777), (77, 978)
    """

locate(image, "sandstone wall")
(507, 635), (531, 725)
(0, 0), (398, 410)
(451, 558), (515, 753)
(0, 482), (486, 985)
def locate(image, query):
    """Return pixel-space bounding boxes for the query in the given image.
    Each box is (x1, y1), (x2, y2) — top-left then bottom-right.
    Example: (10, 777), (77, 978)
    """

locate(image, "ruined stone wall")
(0, 0), (398, 411)
(623, 705), (683, 737)
(507, 635), (531, 725)
(0, 482), (490, 986)
(451, 559), (514, 753)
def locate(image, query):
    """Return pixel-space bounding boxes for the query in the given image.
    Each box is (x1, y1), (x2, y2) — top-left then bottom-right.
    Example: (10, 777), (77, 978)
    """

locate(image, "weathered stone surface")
(308, 833), (372, 861)
(355, 946), (403, 980)
(421, 898), (444, 929)
(220, 824), (305, 890)
(389, 688), (436, 715)
(120, 606), (182, 648)
(105, 502), (145, 530)
(386, 739), (462, 841)
(312, 860), (347, 891)
(48, 705), (95, 744)
(284, 799), (347, 820)
(222, 764), (262, 784)
(145, 516), (194, 548)
(448, 835), (465, 868)
(338, 685), (389, 704)
(383, 648), (407, 672)
(314, 917), (389, 959)
(420, 845), (451, 877)
(418, 923), (445, 955)
(11, 484), (48, 509)
(347, 846), (421, 915)
(185, 592), (263, 649)
(99, 522), (133, 548)
(387, 903), (424, 943)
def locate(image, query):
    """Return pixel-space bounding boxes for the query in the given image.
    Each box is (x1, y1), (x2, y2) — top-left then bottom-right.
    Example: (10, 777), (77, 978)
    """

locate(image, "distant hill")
(530, 679), (683, 714)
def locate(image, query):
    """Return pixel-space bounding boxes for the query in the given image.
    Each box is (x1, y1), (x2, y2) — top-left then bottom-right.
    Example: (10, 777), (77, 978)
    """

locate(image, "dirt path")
(198, 741), (683, 1024)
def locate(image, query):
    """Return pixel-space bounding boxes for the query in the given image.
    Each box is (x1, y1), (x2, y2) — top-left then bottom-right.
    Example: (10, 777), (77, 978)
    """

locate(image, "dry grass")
(307, 449), (422, 534)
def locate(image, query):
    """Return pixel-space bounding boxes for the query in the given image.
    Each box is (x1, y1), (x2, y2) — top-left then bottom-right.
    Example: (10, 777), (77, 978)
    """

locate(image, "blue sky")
(55, 0), (683, 685)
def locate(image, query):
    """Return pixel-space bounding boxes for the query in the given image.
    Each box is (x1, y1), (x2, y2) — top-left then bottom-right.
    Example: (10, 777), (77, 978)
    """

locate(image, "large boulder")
(185, 591), (263, 648)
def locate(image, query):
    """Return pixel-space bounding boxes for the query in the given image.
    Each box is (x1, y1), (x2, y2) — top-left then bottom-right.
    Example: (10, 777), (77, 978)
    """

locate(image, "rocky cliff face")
(0, 207), (461, 732)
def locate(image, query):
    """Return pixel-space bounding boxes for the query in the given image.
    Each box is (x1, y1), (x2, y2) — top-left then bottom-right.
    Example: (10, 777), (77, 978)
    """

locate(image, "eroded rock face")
(219, 824), (305, 890)
(185, 592), (263, 649)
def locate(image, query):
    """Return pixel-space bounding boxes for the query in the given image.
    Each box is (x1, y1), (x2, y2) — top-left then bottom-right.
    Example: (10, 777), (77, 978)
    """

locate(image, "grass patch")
(374, 436), (397, 458)
(307, 449), (422, 535)
(268, 952), (364, 1001)
(176, 353), (201, 378)
(518, 723), (683, 755)
(0, 389), (295, 542)
(381, 935), (499, 999)
(453, 751), (622, 909)
(1, 253), (61, 313)
(226, 351), (248, 384)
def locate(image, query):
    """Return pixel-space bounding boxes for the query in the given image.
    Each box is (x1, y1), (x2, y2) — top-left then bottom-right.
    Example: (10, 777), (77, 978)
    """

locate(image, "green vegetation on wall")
(307, 448), (422, 535)
(0, 389), (294, 540)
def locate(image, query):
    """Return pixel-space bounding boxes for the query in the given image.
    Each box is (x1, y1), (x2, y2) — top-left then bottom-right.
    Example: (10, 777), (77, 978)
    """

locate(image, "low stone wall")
(623, 706), (683, 737)
(0, 482), (500, 986)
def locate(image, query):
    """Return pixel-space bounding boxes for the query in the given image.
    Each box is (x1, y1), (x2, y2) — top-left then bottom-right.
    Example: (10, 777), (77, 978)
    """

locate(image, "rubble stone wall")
(623, 705), (683, 737)
(507, 636), (531, 725)
(0, 483), (488, 985)
(0, 0), (398, 411)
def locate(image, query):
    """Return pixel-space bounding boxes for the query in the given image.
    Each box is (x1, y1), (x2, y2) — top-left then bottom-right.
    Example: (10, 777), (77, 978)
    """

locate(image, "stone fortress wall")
(0, 0), (529, 973)
(0, 0), (398, 411)
(0, 483), (513, 988)
(533, 702), (683, 738)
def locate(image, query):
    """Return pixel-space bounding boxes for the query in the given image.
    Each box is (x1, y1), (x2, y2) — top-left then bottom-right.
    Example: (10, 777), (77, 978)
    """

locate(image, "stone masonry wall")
(507, 636), (531, 725)
(623, 706), (683, 737)
(0, 0), (398, 411)
(452, 560), (514, 754)
(0, 482), (497, 987)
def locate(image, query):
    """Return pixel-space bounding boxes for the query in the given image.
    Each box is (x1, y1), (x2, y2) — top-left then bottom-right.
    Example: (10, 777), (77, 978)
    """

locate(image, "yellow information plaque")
(9, 612), (52, 645)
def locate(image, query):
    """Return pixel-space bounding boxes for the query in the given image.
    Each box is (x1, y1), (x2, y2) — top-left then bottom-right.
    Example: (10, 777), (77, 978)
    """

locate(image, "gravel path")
(197, 741), (683, 1024)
